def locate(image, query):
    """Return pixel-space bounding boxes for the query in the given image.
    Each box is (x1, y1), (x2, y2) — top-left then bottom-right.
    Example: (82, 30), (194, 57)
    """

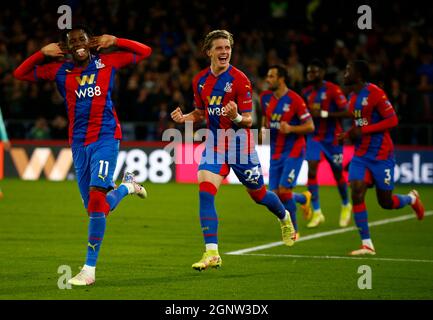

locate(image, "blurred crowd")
(0, 0), (432, 144)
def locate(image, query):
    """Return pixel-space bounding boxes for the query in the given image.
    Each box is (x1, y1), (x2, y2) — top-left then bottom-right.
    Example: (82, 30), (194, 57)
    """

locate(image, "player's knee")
(378, 197), (393, 209)
(87, 190), (110, 216)
(308, 167), (317, 179)
(248, 186), (267, 203)
(90, 186), (109, 193)
(351, 188), (364, 204)
(199, 182), (218, 195)
(308, 171), (317, 180)
(278, 187), (292, 200)
(308, 162), (318, 178)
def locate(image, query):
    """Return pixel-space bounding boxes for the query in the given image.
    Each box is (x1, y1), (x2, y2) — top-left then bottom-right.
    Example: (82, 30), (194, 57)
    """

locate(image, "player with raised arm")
(260, 65), (314, 239)
(0, 106), (11, 199)
(171, 30), (296, 271)
(341, 60), (424, 256)
(302, 59), (352, 228)
(14, 26), (152, 285)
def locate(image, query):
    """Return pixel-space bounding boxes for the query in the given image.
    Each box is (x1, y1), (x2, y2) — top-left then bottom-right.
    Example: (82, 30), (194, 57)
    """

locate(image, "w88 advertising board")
(1, 141), (432, 185)
(1, 141), (174, 184)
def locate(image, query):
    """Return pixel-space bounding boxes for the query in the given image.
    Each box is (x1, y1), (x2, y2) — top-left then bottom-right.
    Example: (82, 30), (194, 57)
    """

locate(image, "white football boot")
(121, 172), (147, 199)
(68, 265), (96, 286)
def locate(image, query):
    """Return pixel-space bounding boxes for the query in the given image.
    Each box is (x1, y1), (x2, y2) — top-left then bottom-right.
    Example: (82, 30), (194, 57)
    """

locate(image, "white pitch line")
(226, 210), (433, 255)
(237, 253), (433, 264)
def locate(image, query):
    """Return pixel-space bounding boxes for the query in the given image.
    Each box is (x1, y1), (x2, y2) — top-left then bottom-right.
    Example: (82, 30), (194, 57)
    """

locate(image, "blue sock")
(85, 212), (106, 267)
(308, 182), (320, 211)
(251, 189), (286, 220)
(106, 185), (129, 211)
(280, 192), (298, 231)
(392, 194), (412, 209)
(199, 184), (218, 245)
(293, 193), (306, 205)
(353, 203), (370, 240)
(337, 179), (349, 206)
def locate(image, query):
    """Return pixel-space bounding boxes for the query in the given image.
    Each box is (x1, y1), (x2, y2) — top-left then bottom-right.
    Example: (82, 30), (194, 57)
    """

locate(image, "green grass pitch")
(0, 179), (432, 299)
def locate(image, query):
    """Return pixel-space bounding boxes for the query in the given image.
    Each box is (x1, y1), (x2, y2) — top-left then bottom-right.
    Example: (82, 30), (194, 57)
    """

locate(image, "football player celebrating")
(171, 30), (296, 271)
(341, 60), (424, 256)
(14, 26), (152, 285)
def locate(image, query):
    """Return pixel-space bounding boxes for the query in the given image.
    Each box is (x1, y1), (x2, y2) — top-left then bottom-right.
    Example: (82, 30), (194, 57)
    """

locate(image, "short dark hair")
(60, 25), (93, 43)
(308, 58), (325, 70)
(352, 60), (370, 81)
(269, 64), (289, 83)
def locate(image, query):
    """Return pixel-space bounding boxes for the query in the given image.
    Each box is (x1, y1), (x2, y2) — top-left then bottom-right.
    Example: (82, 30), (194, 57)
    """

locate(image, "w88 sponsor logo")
(354, 118), (369, 127)
(6, 145), (174, 183)
(75, 86), (102, 98)
(269, 122), (281, 129)
(74, 74), (102, 98)
(113, 149), (173, 183)
(207, 106), (227, 116)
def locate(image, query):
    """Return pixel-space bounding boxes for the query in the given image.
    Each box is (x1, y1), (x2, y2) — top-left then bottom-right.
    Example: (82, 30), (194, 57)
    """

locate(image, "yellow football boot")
(192, 250), (222, 271)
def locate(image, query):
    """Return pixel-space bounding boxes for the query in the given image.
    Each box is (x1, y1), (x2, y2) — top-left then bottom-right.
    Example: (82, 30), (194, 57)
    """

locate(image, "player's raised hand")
(225, 100), (238, 120)
(41, 43), (65, 58)
(280, 121), (292, 134)
(171, 107), (185, 123)
(90, 35), (117, 51)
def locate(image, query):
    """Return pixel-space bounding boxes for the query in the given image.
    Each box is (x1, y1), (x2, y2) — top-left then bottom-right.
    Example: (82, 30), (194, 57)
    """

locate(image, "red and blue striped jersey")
(348, 83), (396, 160)
(302, 81), (347, 144)
(13, 39), (151, 147)
(192, 65), (254, 153)
(260, 89), (311, 160)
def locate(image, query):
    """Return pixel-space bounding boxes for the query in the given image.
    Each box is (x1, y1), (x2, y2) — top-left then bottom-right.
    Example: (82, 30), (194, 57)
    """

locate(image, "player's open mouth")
(218, 56), (229, 63)
(76, 48), (86, 57)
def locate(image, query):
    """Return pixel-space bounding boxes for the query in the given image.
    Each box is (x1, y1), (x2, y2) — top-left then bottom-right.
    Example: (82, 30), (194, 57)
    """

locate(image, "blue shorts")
(269, 156), (304, 191)
(198, 148), (264, 190)
(348, 156), (395, 191)
(72, 139), (119, 208)
(306, 138), (343, 170)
